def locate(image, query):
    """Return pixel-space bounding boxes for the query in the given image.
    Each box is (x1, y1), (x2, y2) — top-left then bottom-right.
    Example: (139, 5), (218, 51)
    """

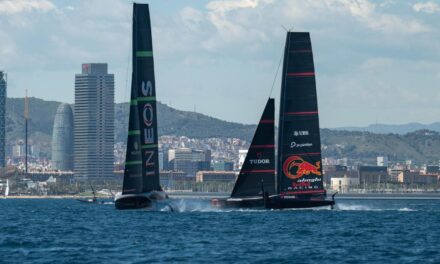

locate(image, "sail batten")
(231, 98), (275, 198)
(277, 32), (324, 196)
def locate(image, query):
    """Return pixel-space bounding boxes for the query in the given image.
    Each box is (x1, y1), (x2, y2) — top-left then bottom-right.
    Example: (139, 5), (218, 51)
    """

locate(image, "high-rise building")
(168, 148), (211, 176)
(0, 72), (5, 167)
(74, 63), (114, 180)
(52, 103), (74, 171)
(377, 156), (388, 167)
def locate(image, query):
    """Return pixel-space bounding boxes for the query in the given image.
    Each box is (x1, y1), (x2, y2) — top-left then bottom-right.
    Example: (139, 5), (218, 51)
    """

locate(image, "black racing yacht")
(211, 98), (276, 208)
(115, 3), (171, 210)
(212, 32), (336, 209)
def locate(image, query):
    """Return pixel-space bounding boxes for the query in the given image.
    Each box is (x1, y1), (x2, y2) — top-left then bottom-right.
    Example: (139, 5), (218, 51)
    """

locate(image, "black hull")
(212, 195), (335, 209)
(266, 196), (334, 209)
(212, 197), (265, 208)
(114, 191), (172, 210)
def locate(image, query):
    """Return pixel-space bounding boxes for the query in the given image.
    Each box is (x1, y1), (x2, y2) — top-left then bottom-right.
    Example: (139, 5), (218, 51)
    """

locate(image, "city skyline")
(1, 0), (440, 128)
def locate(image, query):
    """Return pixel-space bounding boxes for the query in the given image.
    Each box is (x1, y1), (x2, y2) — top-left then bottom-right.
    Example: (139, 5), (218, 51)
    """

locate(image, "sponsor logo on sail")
(282, 156), (322, 179)
(143, 103), (153, 126)
(249, 159), (270, 165)
(293, 130), (309, 136)
(142, 81), (153, 96)
(290, 141), (313, 148)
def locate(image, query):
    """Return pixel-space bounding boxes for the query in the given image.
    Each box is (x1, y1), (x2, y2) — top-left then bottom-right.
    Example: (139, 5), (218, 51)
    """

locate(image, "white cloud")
(180, 7), (204, 31)
(413, 1), (440, 13)
(281, 0), (429, 34)
(206, 0), (259, 13)
(0, 0), (55, 14)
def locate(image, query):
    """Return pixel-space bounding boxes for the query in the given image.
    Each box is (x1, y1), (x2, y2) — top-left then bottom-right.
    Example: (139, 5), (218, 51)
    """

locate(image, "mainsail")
(231, 98), (275, 197)
(277, 32), (324, 196)
(122, 3), (160, 194)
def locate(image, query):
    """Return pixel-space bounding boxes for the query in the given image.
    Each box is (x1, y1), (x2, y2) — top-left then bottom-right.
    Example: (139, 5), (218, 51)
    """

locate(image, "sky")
(0, 0), (440, 128)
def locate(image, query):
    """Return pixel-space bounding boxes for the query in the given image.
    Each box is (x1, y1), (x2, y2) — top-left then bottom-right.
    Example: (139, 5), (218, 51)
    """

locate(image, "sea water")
(0, 198), (439, 263)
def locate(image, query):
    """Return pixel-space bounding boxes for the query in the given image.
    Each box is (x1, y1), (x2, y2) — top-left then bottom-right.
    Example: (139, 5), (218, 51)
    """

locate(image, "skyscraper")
(0, 72), (6, 167)
(74, 63), (114, 180)
(52, 103), (74, 171)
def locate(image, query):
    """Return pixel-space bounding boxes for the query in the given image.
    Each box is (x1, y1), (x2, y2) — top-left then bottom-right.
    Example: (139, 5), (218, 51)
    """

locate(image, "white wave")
(397, 207), (417, 212)
(172, 199), (220, 212)
(336, 204), (380, 211)
(335, 204), (417, 212)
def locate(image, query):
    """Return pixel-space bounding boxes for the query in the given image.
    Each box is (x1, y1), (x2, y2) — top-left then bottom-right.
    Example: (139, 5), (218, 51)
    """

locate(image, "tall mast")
(24, 90), (29, 174)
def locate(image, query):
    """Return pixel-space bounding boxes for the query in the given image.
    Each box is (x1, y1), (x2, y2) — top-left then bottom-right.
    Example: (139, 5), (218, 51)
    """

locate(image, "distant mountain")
(6, 97), (440, 164)
(321, 129), (440, 164)
(6, 97), (60, 159)
(115, 102), (256, 142)
(336, 123), (440, 135)
(7, 98), (256, 158)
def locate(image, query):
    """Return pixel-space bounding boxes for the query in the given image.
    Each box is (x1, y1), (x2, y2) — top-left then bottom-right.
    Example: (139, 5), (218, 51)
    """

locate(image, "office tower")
(74, 63), (114, 180)
(168, 148), (211, 176)
(0, 72), (6, 167)
(52, 103), (74, 171)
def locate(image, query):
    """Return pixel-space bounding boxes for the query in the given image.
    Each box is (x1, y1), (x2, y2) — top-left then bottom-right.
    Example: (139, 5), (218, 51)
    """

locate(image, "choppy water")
(1, 197), (439, 263)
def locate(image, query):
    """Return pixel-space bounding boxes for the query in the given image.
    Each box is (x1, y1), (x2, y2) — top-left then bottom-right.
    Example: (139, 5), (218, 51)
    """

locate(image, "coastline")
(2, 192), (440, 200)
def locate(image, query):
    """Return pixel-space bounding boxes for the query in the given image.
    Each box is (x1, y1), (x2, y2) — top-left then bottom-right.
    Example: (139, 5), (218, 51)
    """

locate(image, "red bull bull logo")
(282, 156), (322, 179)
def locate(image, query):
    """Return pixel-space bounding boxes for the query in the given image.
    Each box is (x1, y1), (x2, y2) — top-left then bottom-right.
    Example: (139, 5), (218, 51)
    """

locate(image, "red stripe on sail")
(241, 170), (275, 174)
(285, 111), (318, 115)
(287, 72), (315, 77)
(249, 144), (275, 148)
(260, 120), (274, 123)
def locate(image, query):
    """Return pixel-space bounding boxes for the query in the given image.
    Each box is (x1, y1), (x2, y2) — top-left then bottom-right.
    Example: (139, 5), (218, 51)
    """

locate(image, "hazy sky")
(0, 0), (439, 128)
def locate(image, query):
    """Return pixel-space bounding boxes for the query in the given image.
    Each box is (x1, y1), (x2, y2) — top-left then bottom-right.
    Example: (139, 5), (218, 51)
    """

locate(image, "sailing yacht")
(212, 32), (336, 209)
(115, 3), (172, 210)
(211, 98), (276, 208)
(4, 179), (9, 197)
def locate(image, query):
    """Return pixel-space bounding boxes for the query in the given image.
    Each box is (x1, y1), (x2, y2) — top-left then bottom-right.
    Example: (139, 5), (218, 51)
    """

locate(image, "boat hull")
(76, 198), (103, 204)
(211, 197), (265, 208)
(265, 196), (334, 209)
(114, 191), (173, 210)
(211, 195), (335, 209)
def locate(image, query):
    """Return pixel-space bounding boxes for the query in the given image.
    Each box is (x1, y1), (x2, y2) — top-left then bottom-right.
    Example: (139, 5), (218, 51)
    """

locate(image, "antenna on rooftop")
(281, 25), (294, 32)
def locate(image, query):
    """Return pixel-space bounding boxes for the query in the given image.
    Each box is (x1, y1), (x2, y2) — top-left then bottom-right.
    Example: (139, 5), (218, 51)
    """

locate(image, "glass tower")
(52, 103), (74, 171)
(74, 63), (114, 180)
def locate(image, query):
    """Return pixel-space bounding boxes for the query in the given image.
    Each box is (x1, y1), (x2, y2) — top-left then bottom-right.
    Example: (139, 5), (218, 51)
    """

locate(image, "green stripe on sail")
(130, 99), (138, 105)
(125, 160), (142, 165)
(128, 130), (140, 135)
(136, 51), (153, 57)
(141, 144), (158, 149)
(137, 96), (156, 102)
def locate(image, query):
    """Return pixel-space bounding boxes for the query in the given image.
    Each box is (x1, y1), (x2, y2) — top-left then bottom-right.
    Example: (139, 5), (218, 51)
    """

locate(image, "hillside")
(115, 102), (256, 143)
(6, 97), (440, 164)
(321, 129), (440, 164)
(7, 98), (256, 158)
(336, 122), (440, 134)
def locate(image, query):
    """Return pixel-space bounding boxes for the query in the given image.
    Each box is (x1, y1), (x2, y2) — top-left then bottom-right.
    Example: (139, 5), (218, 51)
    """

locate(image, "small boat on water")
(115, 3), (174, 211)
(77, 185), (104, 204)
(2, 179), (9, 198)
(212, 32), (336, 209)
